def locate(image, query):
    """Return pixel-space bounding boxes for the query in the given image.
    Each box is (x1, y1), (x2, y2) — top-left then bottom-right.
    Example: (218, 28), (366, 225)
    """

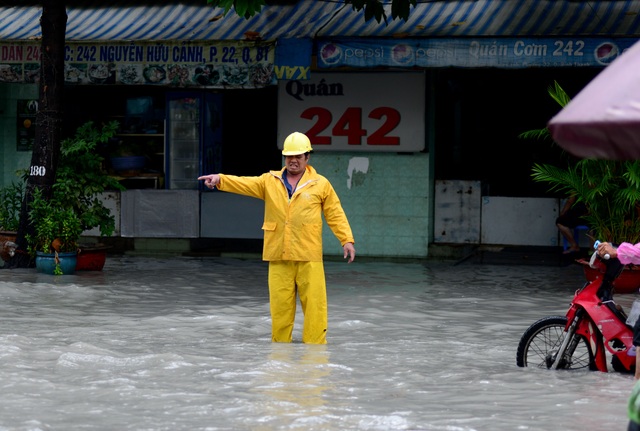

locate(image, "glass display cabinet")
(165, 92), (222, 190)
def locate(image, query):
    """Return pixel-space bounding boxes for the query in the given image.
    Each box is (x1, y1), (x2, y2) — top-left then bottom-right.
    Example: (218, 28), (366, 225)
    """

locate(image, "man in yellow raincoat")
(198, 132), (356, 344)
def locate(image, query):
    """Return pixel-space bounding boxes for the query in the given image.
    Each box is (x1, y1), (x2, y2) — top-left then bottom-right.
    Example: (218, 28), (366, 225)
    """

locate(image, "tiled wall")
(0, 83), (432, 259)
(311, 152), (430, 259)
(0, 83), (37, 186)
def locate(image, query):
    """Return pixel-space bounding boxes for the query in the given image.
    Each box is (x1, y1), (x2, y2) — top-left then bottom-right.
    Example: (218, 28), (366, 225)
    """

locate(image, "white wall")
(481, 196), (559, 246)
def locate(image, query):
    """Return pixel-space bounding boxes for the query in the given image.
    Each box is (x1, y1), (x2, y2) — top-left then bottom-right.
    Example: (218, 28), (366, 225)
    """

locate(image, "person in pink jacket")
(597, 241), (640, 430)
(598, 242), (640, 266)
(198, 132), (356, 344)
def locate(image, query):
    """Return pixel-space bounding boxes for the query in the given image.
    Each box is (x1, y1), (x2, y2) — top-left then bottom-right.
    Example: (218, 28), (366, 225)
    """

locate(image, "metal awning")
(0, 0), (639, 42)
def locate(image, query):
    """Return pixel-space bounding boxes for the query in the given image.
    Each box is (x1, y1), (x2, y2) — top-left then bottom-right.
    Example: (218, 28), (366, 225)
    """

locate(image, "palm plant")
(531, 160), (640, 244)
(519, 81), (572, 143)
(523, 81), (640, 245)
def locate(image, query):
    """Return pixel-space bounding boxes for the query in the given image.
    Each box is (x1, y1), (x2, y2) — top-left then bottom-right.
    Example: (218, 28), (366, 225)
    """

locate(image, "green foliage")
(518, 127), (552, 142)
(347, 0), (416, 23)
(0, 181), (24, 231)
(25, 121), (125, 255)
(517, 81), (568, 144)
(390, 0), (416, 21)
(532, 160), (640, 244)
(347, 0), (386, 23)
(26, 188), (83, 254)
(207, 0), (416, 23)
(55, 120), (124, 236)
(523, 81), (640, 245)
(546, 80), (572, 107)
(207, 0), (266, 19)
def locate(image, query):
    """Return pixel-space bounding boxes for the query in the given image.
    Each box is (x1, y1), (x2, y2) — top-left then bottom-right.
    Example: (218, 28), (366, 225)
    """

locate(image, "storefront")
(1, 1), (639, 258)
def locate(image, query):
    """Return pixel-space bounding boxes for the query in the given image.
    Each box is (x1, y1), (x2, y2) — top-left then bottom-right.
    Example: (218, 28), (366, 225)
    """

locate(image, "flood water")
(0, 256), (635, 431)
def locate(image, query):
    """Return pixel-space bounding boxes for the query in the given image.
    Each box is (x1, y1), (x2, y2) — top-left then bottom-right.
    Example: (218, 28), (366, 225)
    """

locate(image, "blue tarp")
(0, 1), (638, 41)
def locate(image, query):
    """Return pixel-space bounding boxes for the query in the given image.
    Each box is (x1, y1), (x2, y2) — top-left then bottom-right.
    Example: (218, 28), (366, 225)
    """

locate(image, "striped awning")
(0, 0), (639, 42)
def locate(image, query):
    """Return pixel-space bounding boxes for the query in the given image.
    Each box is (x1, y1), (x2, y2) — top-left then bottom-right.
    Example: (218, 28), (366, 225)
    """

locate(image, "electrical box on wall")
(433, 180), (481, 244)
(120, 190), (199, 237)
(481, 196), (558, 246)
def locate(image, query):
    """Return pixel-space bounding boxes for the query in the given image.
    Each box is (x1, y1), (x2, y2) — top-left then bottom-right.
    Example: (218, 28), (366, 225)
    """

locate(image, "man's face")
(285, 154), (308, 175)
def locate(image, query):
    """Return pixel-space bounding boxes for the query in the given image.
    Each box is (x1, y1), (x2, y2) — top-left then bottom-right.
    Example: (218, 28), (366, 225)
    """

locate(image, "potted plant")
(531, 157), (640, 293)
(522, 81), (640, 292)
(57, 120), (126, 270)
(23, 121), (125, 273)
(27, 188), (83, 275)
(0, 181), (23, 263)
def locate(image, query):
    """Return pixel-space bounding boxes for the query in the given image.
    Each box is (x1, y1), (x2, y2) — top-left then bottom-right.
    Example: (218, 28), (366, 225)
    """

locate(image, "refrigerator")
(165, 92), (222, 190)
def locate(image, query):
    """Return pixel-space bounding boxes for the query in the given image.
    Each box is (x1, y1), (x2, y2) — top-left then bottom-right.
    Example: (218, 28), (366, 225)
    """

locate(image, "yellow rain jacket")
(217, 165), (354, 262)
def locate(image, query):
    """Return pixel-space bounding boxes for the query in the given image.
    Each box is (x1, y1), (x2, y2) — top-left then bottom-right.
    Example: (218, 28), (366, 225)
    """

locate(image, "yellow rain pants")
(268, 260), (327, 344)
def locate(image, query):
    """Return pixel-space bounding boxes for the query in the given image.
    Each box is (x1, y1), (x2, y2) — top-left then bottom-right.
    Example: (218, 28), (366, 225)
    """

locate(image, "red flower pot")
(577, 258), (640, 294)
(75, 246), (109, 271)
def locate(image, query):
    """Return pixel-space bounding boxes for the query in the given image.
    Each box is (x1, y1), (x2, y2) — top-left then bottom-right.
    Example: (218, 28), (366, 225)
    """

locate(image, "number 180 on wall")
(277, 72), (426, 153)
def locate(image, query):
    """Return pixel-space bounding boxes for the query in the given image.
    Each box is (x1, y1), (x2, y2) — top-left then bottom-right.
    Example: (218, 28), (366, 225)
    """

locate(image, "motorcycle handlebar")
(593, 240), (610, 260)
(590, 240), (626, 301)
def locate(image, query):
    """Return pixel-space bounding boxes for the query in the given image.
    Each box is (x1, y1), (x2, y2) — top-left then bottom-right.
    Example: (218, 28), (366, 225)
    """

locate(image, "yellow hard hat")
(282, 132), (313, 156)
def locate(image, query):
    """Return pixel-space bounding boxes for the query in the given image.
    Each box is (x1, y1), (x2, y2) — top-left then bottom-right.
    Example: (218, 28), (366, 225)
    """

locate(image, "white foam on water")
(0, 257), (633, 430)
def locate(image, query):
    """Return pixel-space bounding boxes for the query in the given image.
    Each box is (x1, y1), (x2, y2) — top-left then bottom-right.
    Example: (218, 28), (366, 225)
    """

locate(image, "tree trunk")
(8, 0), (67, 268)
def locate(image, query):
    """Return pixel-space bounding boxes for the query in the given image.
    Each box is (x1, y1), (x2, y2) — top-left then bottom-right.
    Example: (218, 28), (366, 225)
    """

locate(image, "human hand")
(343, 242), (355, 263)
(198, 174), (220, 190)
(597, 241), (617, 259)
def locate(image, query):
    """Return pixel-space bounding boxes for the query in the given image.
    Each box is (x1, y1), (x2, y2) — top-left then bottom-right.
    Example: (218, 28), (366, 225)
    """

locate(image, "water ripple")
(0, 257), (633, 430)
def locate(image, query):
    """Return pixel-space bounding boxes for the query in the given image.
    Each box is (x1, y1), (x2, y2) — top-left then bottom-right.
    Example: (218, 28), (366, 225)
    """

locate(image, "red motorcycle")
(516, 244), (636, 373)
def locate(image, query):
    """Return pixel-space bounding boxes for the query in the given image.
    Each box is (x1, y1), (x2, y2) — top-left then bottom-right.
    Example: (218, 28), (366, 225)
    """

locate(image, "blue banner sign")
(0, 40), (276, 88)
(274, 38), (312, 81)
(316, 38), (639, 69)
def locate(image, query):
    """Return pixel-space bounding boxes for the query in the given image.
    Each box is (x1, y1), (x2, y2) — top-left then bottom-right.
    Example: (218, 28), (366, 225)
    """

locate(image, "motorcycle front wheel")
(516, 315), (594, 370)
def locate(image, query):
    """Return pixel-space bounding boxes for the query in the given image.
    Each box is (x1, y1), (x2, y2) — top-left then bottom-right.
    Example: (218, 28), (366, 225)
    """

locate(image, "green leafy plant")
(0, 181), (24, 232)
(26, 188), (83, 255)
(55, 120), (124, 236)
(519, 81), (571, 144)
(346, 0), (416, 23)
(522, 82), (640, 245)
(531, 160), (640, 244)
(25, 121), (125, 260)
(207, 0), (265, 19)
(207, 0), (416, 23)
